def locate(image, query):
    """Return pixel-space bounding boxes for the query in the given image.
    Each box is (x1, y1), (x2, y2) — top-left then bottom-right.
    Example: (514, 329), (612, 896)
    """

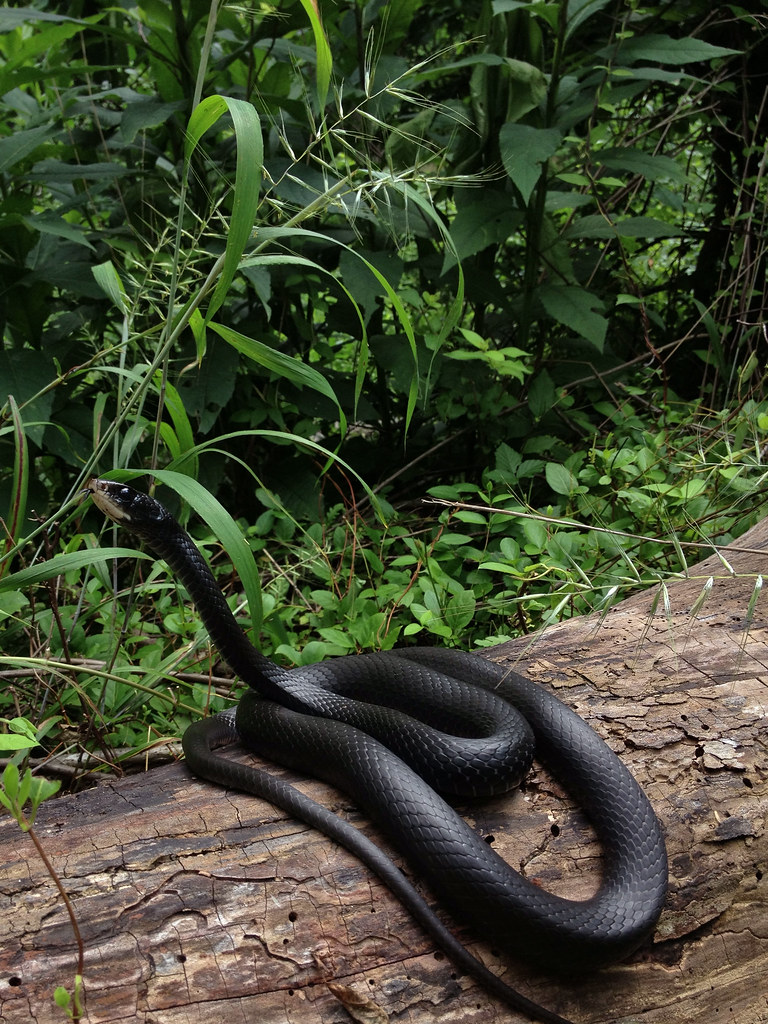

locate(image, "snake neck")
(147, 515), (292, 700)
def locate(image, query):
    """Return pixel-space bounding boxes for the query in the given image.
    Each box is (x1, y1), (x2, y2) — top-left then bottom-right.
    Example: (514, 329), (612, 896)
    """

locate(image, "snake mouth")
(86, 477), (132, 524)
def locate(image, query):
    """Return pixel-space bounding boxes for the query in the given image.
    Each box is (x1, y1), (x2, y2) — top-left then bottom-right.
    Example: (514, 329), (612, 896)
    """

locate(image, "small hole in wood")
(288, 911), (298, 922)
(484, 834), (495, 844)
(8, 978), (21, 987)
(551, 823), (560, 837)
(743, 777), (753, 788)
(177, 954), (186, 963)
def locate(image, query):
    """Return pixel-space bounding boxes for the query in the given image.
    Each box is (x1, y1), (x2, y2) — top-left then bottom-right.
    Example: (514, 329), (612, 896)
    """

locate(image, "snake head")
(87, 478), (171, 539)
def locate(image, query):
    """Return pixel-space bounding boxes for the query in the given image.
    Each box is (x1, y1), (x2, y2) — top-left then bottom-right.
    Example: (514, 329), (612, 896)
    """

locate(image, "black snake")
(88, 478), (668, 1024)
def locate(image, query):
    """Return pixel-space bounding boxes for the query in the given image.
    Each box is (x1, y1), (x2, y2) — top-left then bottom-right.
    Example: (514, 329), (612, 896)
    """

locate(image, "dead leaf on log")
(327, 981), (389, 1023)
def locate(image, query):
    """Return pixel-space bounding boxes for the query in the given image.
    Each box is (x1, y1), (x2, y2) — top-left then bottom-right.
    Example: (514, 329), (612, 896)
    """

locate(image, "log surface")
(1, 524), (767, 1024)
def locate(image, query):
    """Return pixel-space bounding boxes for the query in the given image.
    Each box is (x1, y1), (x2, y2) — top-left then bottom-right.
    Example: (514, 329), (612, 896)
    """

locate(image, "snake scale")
(89, 478), (668, 1024)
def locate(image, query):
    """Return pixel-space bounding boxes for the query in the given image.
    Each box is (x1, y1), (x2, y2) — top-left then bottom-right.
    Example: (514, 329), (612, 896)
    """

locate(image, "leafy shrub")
(1, 1), (766, 775)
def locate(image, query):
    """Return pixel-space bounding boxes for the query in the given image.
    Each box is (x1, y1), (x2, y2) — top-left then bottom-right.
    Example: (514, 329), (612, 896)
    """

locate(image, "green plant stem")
(518, 0), (569, 358)
(151, 1), (223, 477)
(0, 657), (201, 718)
(25, 824), (84, 1022)
(424, 497), (768, 559)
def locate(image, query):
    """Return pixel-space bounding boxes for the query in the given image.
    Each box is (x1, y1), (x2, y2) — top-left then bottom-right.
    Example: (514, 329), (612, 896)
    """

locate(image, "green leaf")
(478, 560), (525, 576)
(0, 61), (113, 94)
(0, 8), (87, 27)
(149, 470), (264, 635)
(0, 733), (37, 751)
(0, 125), (55, 172)
(555, 172), (591, 187)
(0, 548), (150, 594)
(120, 99), (184, 142)
(0, 592), (28, 621)
(0, 16), (87, 82)
(17, 766), (31, 808)
(27, 160), (130, 182)
(22, 213), (95, 249)
(613, 34), (741, 66)
(184, 96), (263, 324)
(599, 148), (686, 183)
(207, 321), (346, 435)
(29, 775), (61, 805)
(369, 175), (465, 424)
(620, 66), (697, 84)
(444, 193), (523, 268)
(538, 285), (607, 351)
(337, 249), (404, 316)
(445, 590), (476, 635)
(504, 59), (548, 121)
(565, 0), (612, 40)
(165, 429), (384, 523)
(491, 0), (559, 29)
(499, 125), (561, 204)
(1, 717), (38, 742)
(491, 0), (530, 11)
(92, 261), (128, 314)
(316, 626), (355, 647)
(160, 379), (197, 474)
(527, 370), (556, 419)
(564, 214), (684, 239)
(296, 0), (332, 109)
(1, 763), (20, 800)
(53, 987), (71, 1010)
(245, 221), (421, 428)
(546, 462), (583, 496)
(2, 396), (29, 578)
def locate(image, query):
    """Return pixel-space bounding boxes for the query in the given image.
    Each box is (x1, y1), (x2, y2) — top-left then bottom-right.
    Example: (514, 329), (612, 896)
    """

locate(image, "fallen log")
(1, 522), (767, 1024)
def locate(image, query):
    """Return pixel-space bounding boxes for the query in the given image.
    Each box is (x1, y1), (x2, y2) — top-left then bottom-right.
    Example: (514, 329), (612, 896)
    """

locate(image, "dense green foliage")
(1, 0), (767, 772)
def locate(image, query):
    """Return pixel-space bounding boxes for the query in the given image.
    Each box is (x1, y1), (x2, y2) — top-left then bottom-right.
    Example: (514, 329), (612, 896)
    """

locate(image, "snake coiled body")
(90, 479), (668, 1024)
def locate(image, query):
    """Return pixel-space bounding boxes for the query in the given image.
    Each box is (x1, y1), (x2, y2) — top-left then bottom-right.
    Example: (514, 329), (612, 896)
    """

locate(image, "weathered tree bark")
(1, 522), (767, 1024)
